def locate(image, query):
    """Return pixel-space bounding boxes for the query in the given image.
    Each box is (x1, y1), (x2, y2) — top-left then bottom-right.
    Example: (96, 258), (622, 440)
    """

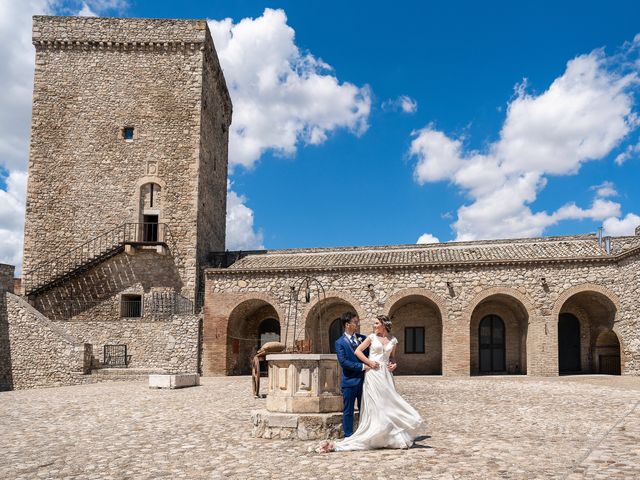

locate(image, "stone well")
(251, 353), (346, 440)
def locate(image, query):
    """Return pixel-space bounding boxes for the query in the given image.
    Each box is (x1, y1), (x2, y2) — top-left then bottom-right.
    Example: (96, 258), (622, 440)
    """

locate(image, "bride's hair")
(376, 314), (392, 333)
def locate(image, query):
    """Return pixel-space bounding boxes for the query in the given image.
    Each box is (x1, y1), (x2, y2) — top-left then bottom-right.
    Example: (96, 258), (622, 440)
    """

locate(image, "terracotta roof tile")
(221, 234), (640, 272)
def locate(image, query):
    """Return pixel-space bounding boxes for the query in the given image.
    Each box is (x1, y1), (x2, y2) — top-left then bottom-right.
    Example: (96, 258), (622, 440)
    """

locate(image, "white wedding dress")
(334, 334), (424, 451)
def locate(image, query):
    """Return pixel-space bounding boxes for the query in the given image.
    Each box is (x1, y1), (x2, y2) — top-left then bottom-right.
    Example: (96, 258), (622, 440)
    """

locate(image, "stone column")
(442, 315), (470, 376)
(526, 315), (558, 376)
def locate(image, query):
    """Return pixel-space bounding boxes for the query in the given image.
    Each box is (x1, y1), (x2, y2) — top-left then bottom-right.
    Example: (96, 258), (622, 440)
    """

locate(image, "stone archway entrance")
(594, 330), (621, 375)
(557, 290), (618, 374)
(479, 314), (506, 373)
(226, 299), (280, 375)
(558, 313), (581, 373)
(387, 293), (443, 375)
(305, 297), (358, 354)
(470, 293), (528, 375)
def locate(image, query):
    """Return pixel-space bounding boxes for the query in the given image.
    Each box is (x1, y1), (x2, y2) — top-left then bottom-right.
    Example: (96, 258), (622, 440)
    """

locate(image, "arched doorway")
(305, 297), (358, 354)
(479, 315), (506, 373)
(556, 289), (618, 374)
(226, 299), (280, 375)
(386, 293), (443, 375)
(470, 293), (528, 375)
(594, 330), (621, 375)
(558, 313), (581, 373)
(328, 318), (343, 354)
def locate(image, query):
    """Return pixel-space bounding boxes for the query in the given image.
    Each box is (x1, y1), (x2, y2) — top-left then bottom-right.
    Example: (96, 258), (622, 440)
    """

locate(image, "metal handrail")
(24, 222), (170, 296)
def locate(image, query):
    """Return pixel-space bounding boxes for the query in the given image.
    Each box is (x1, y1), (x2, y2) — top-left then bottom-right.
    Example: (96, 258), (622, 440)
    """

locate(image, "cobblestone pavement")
(1, 375), (639, 479)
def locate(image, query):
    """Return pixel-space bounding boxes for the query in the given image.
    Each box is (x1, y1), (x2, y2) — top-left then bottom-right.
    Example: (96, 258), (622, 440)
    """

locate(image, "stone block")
(149, 373), (199, 389)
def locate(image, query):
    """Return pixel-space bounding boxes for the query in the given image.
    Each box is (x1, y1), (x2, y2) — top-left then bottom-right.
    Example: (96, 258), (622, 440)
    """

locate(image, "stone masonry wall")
(0, 264), (15, 389)
(203, 257), (640, 377)
(195, 27), (231, 295)
(2, 293), (89, 390)
(60, 314), (199, 373)
(24, 17), (230, 301)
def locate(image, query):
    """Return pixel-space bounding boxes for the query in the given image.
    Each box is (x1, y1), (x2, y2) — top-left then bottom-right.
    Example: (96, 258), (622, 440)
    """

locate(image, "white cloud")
(411, 47), (640, 241)
(77, 2), (97, 17)
(591, 181), (618, 198)
(383, 95), (418, 114)
(416, 233), (439, 244)
(614, 141), (640, 165)
(226, 184), (264, 250)
(603, 213), (640, 236)
(208, 9), (371, 170)
(0, 171), (27, 270)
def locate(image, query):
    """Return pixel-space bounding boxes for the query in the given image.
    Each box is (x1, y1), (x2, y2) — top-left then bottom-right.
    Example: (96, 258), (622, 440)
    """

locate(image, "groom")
(335, 311), (378, 437)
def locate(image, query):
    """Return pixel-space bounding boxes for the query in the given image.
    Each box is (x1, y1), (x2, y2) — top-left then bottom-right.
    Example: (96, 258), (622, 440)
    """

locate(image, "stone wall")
(203, 256), (640, 377)
(60, 313), (199, 373)
(23, 16), (230, 302)
(195, 26), (231, 295)
(0, 264), (15, 389)
(1, 293), (89, 390)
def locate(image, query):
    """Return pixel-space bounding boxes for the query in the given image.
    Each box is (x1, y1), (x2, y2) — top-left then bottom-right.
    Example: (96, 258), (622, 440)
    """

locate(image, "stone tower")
(23, 16), (231, 318)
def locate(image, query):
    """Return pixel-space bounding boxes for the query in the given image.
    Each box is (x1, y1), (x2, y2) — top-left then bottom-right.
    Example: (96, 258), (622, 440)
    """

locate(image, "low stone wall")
(1, 293), (89, 390)
(59, 314), (200, 373)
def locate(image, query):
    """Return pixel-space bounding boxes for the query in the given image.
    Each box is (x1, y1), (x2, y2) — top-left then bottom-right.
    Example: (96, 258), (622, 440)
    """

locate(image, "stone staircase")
(89, 367), (168, 383)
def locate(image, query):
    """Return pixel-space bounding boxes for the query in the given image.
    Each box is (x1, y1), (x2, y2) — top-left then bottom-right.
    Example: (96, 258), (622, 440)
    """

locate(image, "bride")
(319, 315), (424, 452)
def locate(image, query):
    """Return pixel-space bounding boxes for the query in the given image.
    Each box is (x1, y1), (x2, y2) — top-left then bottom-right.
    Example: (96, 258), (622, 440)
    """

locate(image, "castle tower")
(23, 16), (231, 318)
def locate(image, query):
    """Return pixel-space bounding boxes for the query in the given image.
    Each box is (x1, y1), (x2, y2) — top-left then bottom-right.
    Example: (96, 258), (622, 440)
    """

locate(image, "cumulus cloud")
(410, 47), (640, 241)
(603, 213), (640, 236)
(226, 184), (264, 250)
(416, 233), (440, 244)
(77, 2), (97, 17)
(591, 181), (618, 198)
(208, 9), (371, 170)
(383, 95), (418, 114)
(614, 141), (640, 165)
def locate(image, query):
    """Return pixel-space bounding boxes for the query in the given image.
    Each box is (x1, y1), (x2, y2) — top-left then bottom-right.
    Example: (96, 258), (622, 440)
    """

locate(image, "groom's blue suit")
(335, 333), (368, 437)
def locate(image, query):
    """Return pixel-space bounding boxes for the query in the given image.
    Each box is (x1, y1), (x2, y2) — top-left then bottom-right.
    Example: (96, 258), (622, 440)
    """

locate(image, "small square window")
(121, 294), (142, 317)
(123, 127), (134, 140)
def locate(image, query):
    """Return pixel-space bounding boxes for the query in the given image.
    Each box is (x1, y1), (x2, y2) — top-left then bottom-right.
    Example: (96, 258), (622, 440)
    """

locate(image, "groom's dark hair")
(340, 311), (357, 330)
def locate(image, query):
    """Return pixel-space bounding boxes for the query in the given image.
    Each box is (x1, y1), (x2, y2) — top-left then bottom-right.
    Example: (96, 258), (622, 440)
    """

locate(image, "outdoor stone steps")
(90, 367), (167, 382)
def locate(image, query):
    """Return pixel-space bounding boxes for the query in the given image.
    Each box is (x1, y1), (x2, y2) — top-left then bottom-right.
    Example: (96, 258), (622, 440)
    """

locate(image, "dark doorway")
(143, 214), (158, 242)
(258, 318), (280, 347)
(258, 318), (280, 373)
(329, 318), (342, 353)
(479, 315), (506, 373)
(558, 313), (581, 373)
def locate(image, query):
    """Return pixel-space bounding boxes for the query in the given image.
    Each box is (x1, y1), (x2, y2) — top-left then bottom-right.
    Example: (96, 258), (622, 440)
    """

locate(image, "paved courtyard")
(1, 375), (639, 479)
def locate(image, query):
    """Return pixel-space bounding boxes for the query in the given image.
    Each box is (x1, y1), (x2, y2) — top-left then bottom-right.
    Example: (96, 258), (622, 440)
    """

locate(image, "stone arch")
(552, 284), (621, 374)
(382, 288), (447, 318)
(303, 291), (366, 354)
(225, 296), (282, 375)
(133, 176), (168, 242)
(382, 288), (445, 375)
(551, 283), (620, 320)
(467, 288), (532, 375)
(464, 287), (537, 319)
(217, 291), (286, 319)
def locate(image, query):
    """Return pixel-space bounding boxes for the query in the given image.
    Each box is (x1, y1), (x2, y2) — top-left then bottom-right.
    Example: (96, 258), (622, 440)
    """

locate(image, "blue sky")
(1, 0), (640, 269)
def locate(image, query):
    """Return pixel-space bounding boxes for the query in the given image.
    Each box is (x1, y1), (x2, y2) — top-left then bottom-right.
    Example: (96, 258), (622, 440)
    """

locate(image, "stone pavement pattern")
(1, 376), (639, 479)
